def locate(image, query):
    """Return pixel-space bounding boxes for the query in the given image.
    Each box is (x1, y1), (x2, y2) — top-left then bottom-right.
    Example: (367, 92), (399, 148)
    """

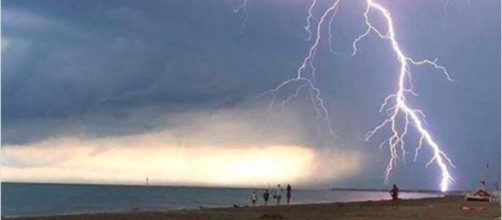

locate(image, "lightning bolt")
(304, 0), (340, 57)
(234, 0), (249, 29)
(263, 0), (342, 138)
(353, 0), (454, 192)
(248, 0), (455, 192)
(304, 0), (317, 41)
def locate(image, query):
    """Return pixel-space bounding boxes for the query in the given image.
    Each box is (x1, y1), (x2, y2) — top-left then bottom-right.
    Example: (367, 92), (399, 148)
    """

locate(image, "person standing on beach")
(263, 189), (270, 206)
(390, 184), (399, 201)
(286, 184), (292, 205)
(390, 184), (399, 210)
(251, 191), (257, 207)
(275, 184), (283, 205)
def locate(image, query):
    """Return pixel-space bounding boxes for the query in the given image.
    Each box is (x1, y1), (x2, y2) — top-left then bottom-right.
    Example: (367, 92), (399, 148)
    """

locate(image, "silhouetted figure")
(286, 184), (292, 205)
(274, 184), (283, 205)
(251, 191), (257, 207)
(390, 184), (399, 201)
(390, 184), (399, 210)
(263, 189), (270, 206)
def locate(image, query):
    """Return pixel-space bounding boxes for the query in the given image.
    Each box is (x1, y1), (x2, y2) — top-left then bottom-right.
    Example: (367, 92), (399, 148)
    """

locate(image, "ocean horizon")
(1, 182), (442, 217)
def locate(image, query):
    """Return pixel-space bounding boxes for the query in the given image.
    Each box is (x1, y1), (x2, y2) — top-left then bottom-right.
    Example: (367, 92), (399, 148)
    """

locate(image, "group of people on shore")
(249, 184), (400, 207)
(251, 184), (292, 206)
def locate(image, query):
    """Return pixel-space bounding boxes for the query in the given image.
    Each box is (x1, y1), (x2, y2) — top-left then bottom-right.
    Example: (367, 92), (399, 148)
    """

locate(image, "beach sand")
(6, 196), (501, 220)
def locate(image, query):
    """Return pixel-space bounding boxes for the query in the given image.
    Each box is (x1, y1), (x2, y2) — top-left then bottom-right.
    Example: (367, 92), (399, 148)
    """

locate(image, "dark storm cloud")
(2, 0), (315, 144)
(2, 0), (500, 189)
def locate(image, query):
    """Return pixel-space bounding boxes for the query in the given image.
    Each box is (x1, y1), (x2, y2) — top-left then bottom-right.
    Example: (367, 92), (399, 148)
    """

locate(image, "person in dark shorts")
(263, 189), (270, 206)
(251, 191), (257, 207)
(286, 184), (292, 205)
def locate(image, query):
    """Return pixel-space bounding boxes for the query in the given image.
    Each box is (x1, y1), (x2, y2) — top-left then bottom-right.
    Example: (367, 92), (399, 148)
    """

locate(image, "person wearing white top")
(274, 184), (283, 205)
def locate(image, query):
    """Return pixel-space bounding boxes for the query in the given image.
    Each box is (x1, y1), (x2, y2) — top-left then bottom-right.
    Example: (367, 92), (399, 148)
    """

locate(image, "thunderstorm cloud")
(2, 0), (500, 189)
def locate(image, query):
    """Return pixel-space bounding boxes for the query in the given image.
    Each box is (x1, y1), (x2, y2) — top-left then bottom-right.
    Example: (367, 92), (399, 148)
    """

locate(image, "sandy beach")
(5, 196), (500, 220)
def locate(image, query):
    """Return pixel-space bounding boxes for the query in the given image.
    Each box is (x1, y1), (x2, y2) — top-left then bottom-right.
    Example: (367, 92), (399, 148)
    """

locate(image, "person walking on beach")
(286, 184), (292, 205)
(251, 191), (257, 207)
(263, 189), (270, 206)
(275, 184), (283, 205)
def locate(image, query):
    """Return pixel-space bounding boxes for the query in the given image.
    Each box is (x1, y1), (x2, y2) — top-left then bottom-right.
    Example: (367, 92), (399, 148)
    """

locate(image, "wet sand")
(5, 196), (501, 220)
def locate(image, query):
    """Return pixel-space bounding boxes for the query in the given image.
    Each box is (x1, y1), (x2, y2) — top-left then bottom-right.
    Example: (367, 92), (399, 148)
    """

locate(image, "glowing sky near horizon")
(1, 0), (499, 190)
(2, 134), (363, 186)
(1, 107), (365, 186)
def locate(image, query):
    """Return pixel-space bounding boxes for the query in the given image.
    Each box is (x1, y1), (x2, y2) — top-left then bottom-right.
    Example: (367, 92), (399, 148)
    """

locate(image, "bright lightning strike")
(304, 0), (339, 56)
(247, 0), (455, 192)
(263, 0), (342, 138)
(354, 0), (454, 192)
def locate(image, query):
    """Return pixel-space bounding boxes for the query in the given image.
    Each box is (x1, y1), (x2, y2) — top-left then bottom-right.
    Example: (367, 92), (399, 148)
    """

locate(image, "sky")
(2, 0), (500, 191)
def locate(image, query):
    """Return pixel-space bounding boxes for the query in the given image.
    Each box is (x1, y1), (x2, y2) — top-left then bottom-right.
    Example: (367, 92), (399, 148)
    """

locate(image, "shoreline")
(4, 196), (500, 220)
(2, 182), (468, 193)
(1, 192), (443, 218)
(2, 182), (446, 218)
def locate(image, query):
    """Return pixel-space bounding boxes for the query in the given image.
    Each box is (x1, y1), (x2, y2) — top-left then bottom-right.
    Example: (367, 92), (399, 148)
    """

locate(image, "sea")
(1, 182), (442, 217)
